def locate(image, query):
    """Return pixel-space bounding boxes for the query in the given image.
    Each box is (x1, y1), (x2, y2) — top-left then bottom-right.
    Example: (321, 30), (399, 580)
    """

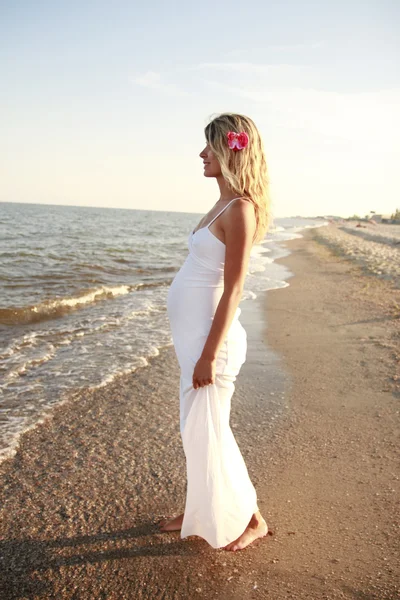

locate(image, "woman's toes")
(224, 538), (239, 551)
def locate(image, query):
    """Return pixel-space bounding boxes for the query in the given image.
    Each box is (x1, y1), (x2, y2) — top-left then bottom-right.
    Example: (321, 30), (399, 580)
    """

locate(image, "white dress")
(166, 198), (259, 549)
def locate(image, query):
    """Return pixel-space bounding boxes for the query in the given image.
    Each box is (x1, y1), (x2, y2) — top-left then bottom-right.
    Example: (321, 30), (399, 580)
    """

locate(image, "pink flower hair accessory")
(227, 130), (249, 151)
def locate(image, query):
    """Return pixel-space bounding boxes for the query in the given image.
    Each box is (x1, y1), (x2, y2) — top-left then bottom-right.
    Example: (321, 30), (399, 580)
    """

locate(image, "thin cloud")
(130, 71), (190, 97)
(190, 62), (312, 74)
(266, 41), (325, 52)
(224, 41), (325, 59)
(201, 78), (400, 146)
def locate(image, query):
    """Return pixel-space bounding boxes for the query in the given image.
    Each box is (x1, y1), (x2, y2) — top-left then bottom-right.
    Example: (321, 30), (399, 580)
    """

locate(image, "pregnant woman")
(162, 112), (271, 551)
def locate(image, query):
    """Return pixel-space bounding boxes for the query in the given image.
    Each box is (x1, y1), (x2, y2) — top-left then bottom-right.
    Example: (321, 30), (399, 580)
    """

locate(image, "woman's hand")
(192, 357), (216, 389)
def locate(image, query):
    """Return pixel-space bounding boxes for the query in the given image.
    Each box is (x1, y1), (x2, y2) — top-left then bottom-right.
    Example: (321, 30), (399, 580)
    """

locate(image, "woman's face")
(199, 143), (222, 178)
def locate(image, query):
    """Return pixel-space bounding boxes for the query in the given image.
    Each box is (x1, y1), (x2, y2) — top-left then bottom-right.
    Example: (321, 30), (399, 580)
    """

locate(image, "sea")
(0, 202), (328, 462)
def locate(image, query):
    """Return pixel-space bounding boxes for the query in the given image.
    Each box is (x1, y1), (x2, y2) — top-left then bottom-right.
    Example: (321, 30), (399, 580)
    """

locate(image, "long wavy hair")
(204, 112), (272, 244)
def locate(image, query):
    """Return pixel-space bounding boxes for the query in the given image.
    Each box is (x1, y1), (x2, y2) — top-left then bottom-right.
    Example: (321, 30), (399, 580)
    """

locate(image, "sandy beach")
(313, 220), (400, 287)
(1, 225), (399, 599)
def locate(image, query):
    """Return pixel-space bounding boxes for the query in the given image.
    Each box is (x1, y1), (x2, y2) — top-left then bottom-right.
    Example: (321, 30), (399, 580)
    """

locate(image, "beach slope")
(0, 227), (399, 599)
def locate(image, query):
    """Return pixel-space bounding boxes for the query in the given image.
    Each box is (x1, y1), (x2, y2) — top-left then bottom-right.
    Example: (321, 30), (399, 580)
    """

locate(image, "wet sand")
(1, 227), (399, 599)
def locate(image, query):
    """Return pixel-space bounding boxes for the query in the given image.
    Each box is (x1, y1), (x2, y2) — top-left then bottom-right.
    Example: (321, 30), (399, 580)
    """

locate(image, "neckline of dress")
(190, 226), (225, 246)
(191, 197), (242, 236)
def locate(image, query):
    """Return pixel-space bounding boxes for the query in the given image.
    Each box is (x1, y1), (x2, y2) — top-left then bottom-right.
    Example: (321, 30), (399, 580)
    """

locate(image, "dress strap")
(207, 197), (243, 227)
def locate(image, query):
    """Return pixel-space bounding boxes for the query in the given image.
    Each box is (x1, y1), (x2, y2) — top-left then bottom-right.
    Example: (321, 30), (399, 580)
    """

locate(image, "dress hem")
(180, 501), (259, 549)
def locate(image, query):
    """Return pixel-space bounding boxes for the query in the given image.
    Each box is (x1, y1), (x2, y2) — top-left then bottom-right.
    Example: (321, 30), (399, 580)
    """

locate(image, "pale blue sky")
(1, 0), (399, 218)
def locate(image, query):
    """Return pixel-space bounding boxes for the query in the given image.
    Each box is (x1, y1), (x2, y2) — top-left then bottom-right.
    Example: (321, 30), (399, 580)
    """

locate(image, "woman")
(161, 113), (272, 551)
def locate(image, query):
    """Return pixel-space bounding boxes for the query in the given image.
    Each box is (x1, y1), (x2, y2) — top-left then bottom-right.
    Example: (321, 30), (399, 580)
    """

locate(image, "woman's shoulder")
(224, 197), (256, 230)
(233, 196), (254, 208)
(233, 195), (252, 203)
(230, 196), (255, 213)
(228, 197), (257, 235)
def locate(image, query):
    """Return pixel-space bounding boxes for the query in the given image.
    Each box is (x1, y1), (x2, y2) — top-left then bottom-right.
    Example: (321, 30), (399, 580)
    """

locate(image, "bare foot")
(158, 512), (184, 531)
(224, 515), (269, 552)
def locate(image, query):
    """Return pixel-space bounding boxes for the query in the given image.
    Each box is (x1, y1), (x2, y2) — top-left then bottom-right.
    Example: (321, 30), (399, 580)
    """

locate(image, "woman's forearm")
(200, 288), (243, 361)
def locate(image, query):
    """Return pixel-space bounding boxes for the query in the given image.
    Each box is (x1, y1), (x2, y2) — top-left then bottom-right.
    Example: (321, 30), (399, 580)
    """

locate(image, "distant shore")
(0, 227), (399, 599)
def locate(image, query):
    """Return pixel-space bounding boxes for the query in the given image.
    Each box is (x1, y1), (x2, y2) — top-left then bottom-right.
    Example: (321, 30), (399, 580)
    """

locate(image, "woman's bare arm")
(200, 199), (256, 361)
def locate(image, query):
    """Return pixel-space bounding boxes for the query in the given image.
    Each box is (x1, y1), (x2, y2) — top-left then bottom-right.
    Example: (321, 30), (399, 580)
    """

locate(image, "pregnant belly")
(167, 274), (223, 330)
(167, 270), (242, 340)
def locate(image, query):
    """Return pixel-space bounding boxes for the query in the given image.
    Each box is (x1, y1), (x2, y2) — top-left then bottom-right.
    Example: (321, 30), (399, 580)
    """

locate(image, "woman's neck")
(216, 175), (240, 202)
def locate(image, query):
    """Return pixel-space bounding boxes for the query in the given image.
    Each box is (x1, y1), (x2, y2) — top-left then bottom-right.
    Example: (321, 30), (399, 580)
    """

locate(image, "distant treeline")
(346, 209), (400, 223)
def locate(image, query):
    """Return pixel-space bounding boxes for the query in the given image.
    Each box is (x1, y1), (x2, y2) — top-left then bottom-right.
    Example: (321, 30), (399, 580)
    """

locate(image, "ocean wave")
(0, 285), (131, 326)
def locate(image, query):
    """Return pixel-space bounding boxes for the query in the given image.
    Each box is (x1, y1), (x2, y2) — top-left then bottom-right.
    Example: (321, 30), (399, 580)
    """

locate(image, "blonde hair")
(204, 112), (272, 244)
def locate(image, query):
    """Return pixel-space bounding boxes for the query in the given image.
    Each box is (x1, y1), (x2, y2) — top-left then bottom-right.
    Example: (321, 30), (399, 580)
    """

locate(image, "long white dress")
(166, 198), (259, 549)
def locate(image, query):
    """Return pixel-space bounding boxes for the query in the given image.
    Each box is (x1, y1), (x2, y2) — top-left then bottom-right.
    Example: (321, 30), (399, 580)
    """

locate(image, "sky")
(1, 0), (399, 219)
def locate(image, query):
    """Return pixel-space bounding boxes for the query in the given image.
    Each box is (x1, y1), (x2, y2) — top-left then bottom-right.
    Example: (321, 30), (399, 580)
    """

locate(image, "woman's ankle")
(250, 510), (264, 526)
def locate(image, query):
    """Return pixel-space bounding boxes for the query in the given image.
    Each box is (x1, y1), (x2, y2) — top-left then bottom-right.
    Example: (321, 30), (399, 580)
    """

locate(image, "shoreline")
(0, 251), (290, 599)
(1, 227), (399, 599)
(0, 224), (297, 467)
(0, 282), (290, 469)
